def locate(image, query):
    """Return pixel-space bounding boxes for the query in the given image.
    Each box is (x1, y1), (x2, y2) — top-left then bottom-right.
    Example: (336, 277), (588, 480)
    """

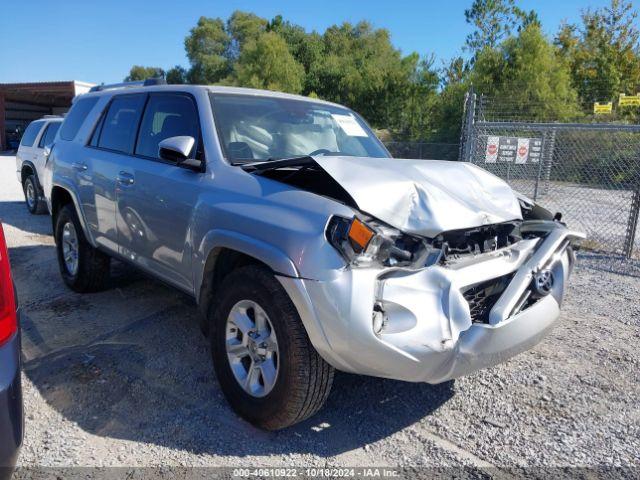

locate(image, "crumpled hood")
(313, 156), (522, 237)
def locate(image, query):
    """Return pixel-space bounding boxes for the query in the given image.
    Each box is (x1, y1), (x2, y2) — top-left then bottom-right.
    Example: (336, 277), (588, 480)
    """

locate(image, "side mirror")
(43, 145), (52, 159)
(158, 136), (195, 163)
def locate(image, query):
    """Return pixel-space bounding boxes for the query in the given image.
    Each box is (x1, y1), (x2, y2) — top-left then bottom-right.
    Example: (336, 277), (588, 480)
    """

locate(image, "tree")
(233, 31), (305, 93)
(555, 0), (640, 114)
(166, 65), (187, 84)
(305, 22), (415, 129)
(393, 53), (440, 139)
(124, 65), (164, 82)
(464, 0), (538, 55)
(227, 10), (268, 58)
(471, 23), (581, 121)
(184, 17), (231, 84)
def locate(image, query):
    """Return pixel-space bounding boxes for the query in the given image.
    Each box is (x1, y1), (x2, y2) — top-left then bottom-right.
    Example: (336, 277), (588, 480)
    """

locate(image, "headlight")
(326, 215), (438, 268)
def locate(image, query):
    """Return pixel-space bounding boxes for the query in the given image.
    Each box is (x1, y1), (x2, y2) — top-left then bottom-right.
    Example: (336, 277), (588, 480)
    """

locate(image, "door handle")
(72, 162), (88, 171)
(116, 171), (135, 186)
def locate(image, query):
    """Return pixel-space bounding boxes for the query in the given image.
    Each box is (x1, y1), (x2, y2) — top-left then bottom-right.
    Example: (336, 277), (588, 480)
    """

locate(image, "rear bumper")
(0, 312), (23, 475)
(279, 221), (584, 383)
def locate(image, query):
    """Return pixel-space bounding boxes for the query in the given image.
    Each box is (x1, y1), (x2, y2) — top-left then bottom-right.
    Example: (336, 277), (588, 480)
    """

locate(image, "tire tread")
(211, 265), (334, 430)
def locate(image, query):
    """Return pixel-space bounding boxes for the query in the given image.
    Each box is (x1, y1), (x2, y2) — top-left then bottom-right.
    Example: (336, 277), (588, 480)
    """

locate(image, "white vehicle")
(15, 116), (63, 214)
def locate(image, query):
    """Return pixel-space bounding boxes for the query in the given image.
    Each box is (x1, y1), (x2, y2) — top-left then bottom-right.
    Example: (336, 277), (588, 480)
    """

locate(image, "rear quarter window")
(59, 96), (99, 141)
(20, 121), (45, 147)
(38, 122), (61, 148)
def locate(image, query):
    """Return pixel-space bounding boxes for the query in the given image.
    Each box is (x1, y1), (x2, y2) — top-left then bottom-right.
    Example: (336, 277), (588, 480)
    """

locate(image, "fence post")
(624, 186), (640, 259)
(533, 130), (548, 201)
(460, 87), (476, 163)
(540, 128), (556, 197)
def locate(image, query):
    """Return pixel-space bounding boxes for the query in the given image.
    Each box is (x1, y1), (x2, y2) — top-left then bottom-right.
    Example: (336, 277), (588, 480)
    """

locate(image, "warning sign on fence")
(619, 93), (640, 107)
(483, 136), (542, 164)
(593, 102), (613, 114)
(485, 136), (499, 162)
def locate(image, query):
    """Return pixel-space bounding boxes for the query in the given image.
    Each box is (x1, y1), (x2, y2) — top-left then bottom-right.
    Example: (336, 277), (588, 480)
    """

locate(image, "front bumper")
(278, 221), (584, 383)
(0, 313), (23, 476)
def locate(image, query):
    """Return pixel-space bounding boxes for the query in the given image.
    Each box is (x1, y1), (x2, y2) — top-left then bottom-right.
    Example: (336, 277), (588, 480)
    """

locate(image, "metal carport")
(0, 81), (94, 150)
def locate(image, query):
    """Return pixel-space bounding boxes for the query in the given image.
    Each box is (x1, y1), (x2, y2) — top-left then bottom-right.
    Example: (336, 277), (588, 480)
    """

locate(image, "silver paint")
(45, 84), (586, 384)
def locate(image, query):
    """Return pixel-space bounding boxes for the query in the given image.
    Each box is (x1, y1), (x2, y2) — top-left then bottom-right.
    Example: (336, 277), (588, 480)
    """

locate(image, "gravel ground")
(1, 153), (639, 475)
(506, 178), (640, 258)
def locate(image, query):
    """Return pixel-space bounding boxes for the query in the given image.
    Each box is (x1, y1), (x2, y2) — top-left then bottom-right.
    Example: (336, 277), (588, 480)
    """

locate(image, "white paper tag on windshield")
(331, 114), (368, 137)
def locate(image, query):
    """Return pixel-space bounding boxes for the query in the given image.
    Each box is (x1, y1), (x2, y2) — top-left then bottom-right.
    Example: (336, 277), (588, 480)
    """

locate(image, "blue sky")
(0, 0), (617, 85)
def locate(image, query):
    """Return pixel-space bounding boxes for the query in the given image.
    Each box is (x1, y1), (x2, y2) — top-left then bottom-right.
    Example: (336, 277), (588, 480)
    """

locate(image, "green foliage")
(166, 65), (187, 84)
(471, 23), (581, 121)
(124, 65), (164, 82)
(464, 0), (538, 55)
(227, 11), (268, 48)
(123, 2), (640, 145)
(555, 0), (640, 119)
(184, 17), (231, 84)
(233, 31), (305, 93)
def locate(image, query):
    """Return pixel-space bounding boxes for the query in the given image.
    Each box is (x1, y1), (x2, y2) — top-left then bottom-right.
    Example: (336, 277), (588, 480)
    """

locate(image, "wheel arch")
(196, 230), (300, 335)
(20, 161), (38, 186)
(50, 185), (93, 245)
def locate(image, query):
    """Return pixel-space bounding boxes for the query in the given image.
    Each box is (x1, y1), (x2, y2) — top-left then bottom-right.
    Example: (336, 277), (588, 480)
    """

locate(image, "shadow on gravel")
(0, 200), (52, 236)
(14, 243), (454, 457)
(577, 251), (640, 278)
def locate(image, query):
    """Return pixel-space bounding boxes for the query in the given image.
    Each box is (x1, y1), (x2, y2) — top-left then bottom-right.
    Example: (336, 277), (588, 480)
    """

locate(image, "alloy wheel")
(26, 181), (36, 209)
(225, 299), (279, 397)
(61, 222), (79, 276)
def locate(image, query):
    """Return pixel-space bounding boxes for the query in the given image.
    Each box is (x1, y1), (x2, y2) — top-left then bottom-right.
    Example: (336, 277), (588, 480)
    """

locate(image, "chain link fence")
(384, 142), (460, 161)
(459, 90), (640, 260)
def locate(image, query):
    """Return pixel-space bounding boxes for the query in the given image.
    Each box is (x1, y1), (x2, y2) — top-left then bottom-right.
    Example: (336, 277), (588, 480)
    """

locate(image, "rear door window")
(20, 121), (44, 147)
(135, 93), (201, 159)
(97, 94), (146, 154)
(59, 97), (99, 141)
(38, 122), (61, 148)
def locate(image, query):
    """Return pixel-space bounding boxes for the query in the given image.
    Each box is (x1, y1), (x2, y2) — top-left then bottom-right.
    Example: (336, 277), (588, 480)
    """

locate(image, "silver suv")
(44, 81), (584, 430)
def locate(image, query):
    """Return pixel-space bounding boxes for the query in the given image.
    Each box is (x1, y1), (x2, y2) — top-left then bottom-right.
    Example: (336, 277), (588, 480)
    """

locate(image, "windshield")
(210, 93), (390, 163)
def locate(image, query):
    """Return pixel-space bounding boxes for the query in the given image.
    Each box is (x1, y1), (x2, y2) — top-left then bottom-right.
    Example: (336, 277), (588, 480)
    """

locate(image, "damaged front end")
(281, 212), (584, 384)
(252, 155), (584, 383)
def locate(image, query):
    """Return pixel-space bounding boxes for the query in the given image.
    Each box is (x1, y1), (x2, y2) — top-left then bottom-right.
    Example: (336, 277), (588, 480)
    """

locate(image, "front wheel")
(54, 204), (110, 292)
(210, 265), (334, 430)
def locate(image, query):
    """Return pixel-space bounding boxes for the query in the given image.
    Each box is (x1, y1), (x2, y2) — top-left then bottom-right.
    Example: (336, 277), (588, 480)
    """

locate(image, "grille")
(462, 273), (515, 324)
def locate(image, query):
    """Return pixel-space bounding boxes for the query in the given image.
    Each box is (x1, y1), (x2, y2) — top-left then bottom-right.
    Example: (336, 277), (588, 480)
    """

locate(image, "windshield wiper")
(240, 156), (316, 174)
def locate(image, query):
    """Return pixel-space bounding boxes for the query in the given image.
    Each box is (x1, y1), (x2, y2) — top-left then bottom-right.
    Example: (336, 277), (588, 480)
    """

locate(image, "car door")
(116, 92), (204, 292)
(34, 121), (60, 180)
(83, 93), (146, 253)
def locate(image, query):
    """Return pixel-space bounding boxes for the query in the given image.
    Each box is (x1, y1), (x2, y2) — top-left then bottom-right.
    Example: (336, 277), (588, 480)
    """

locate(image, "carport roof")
(0, 81), (95, 107)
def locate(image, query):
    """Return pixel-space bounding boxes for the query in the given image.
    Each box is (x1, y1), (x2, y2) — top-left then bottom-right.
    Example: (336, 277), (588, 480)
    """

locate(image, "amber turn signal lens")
(348, 218), (375, 252)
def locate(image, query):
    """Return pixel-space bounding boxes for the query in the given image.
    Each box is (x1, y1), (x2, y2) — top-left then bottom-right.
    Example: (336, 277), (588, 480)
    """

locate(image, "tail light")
(0, 223), (17, 346)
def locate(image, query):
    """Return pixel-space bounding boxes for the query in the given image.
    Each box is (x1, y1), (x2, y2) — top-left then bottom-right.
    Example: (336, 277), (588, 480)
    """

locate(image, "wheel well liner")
(198, 247), (271, 335)
(50, 186), (75, 227)
(20, 163), (36, 185)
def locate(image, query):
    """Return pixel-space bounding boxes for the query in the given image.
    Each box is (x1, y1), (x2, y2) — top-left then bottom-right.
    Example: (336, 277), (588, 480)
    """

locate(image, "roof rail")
(89, 77), (167, 92)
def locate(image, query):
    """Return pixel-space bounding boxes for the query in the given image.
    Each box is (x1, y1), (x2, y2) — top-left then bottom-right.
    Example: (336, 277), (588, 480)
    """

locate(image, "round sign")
(487, 144), (497, 155)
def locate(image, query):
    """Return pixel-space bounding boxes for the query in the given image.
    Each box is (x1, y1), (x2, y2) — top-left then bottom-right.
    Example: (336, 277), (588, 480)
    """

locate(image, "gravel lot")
(1, 153), (639, 475)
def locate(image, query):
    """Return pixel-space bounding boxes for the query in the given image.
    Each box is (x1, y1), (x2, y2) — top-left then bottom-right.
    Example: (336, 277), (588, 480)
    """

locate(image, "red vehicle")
(0, 223), (22, 478)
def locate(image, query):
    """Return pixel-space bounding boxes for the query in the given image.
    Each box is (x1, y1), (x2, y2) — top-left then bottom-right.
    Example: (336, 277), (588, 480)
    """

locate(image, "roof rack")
(89, 77), (166, 92)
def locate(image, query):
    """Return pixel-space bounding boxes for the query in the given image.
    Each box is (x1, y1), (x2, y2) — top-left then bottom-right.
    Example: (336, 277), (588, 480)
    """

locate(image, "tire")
(54, 204), (110, 292)
(23, 174), (46, 215)
(210, 265), (334, 430)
